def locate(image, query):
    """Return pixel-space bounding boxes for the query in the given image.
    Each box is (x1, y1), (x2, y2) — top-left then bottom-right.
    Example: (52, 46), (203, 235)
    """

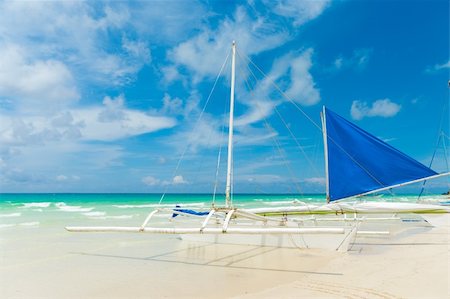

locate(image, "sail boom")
(335, 172), (450, 201)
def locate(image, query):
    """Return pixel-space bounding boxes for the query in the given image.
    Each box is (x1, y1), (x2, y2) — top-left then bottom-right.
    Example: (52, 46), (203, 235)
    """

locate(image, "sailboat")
(66, 41), (449, 251)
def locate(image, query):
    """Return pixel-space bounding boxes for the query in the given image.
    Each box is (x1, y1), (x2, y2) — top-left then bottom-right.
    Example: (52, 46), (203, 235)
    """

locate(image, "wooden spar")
(344, 172), (450, 200)
(321, 106), (330, 203)
(65, 226), (345, 234)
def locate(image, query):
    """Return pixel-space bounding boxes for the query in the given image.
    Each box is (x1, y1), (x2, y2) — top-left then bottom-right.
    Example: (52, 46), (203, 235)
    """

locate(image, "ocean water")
(0, 193), (444, 230)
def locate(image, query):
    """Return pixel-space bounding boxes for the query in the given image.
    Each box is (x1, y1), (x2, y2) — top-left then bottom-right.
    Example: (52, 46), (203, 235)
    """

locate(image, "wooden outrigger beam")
(65, 226), (345, 234)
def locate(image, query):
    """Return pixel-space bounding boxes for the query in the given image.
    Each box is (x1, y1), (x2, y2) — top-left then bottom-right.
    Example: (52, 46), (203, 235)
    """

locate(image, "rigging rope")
(236, 60), (304, 196)
(237, 50), (322, 178)
(158, 49), (231, 205)
(212, 101), (228, 207)
(237, 49), (393, 200)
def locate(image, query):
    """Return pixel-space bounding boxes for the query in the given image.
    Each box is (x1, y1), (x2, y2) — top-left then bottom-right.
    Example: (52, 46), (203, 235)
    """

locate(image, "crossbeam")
(65, 226), (345, 234)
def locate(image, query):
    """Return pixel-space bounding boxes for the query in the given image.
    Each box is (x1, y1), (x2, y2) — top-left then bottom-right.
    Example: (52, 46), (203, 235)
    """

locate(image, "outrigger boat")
(66, 42), (449, 251)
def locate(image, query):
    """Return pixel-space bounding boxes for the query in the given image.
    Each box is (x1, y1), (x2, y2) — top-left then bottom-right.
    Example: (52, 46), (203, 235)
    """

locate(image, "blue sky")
(0, 0), (448, 194)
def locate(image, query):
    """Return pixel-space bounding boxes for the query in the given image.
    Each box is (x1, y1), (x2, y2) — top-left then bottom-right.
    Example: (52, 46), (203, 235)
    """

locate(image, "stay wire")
(237, 50), (322, 178)
(236, 60), (304, 196)
(158, 49), (231, 205)
(212, 98), (229, 207)
(238, 49), (394, 200)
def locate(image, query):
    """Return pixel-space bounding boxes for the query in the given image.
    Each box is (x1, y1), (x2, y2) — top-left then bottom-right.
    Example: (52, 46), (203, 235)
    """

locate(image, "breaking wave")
(55, 202), (94, 212)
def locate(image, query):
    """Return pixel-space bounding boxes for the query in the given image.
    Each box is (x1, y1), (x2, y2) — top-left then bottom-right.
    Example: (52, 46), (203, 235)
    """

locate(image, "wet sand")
(0, 214), (449, 298)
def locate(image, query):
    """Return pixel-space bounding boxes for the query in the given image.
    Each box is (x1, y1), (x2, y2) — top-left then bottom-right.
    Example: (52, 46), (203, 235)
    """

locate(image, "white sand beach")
(0, 214), (449, 298)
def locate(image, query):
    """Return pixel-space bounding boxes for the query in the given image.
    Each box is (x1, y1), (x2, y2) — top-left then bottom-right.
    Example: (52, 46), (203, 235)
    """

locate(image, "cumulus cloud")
(351, 99), (401, 120)
(0, 44), (80, 112)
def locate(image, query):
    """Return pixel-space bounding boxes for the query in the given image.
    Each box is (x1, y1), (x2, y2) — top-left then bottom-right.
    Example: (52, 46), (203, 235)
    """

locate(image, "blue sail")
(324, 107), (437, 202)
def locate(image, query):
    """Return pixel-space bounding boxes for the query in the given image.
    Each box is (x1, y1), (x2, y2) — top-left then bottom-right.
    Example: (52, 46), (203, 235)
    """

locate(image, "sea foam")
(113, 202), (205, 209)
(83, 211), (107, 217)
(0, 224), (16, 229)
(263, 200), (303, 206)
(55, 202), (94, 212)
(19, 222), (40, 227)
(0, 212), (21, 218)
(21, 202), (51, 208)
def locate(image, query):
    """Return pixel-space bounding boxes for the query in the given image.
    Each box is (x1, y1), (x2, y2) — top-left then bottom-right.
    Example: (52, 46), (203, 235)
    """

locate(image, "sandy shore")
(1, 214), (449, 298)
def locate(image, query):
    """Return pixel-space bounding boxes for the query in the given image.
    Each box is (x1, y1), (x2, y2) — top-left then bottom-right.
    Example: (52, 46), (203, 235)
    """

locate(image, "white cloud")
(175, 117), (226, 153)
(172, 175), (188, 185)
(160, 93), (184, 115)
(285, 49), (320, 105)
(351, 99), (401, 120)
(432, 60), (450, 70)
(142, 176), (160, 186)
(98, 94), (127, 122)
(142, 175), (188, 186)
(0, 43), (80, 112)
(166, 6), (289, 84)
(268, 0), (331, 27)
(0, 142), (127, 191)
(235, 100), (276, 127)
(121, 37), (151, 63)
(56, 175), (68, 181)
(332, 48), (372, 71)
(235, 48), (320, 127)
(67, 107), (176, 142)
(334, 57), (343, 69)
(238, 174), (282, 183)
(161, 65), (185, 85)
(0, 1), (150, 88)
(0, 96), (177, 144)
(129, 1), (207, 44)
(303, 177), (326, 185)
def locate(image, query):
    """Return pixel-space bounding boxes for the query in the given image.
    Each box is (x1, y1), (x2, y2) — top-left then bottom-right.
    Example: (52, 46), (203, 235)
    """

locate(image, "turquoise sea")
(0, 193), (444, 230)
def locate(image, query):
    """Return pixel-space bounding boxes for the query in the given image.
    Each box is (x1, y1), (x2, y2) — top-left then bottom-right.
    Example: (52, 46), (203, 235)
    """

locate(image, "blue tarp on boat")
(172, 206), (210, 218)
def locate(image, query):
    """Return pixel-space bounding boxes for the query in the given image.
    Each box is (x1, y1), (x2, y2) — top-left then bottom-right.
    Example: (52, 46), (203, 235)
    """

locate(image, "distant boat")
(66, 41), (449, 251)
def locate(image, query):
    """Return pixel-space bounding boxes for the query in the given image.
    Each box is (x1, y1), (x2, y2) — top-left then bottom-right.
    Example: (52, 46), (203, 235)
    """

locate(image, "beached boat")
(66, 41), (449, 251)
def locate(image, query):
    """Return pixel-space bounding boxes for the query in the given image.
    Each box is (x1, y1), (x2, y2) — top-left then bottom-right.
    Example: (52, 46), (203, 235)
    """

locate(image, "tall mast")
(321, 106), (330, 203)
(225, 41), (236, 208)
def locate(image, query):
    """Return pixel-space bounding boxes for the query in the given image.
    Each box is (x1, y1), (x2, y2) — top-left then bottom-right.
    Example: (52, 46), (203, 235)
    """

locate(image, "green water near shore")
(0, 193), (446, 230)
